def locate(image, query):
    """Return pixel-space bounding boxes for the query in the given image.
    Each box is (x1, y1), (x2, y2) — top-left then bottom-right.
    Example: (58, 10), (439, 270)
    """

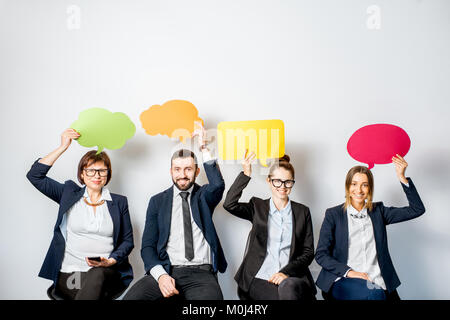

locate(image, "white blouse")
(60, 188), (114, 273)
(340, 205), (387, 290)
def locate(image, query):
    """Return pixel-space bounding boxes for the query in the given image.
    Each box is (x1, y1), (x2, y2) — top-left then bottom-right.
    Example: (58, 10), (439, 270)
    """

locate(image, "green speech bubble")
(71, 108), (136, 154)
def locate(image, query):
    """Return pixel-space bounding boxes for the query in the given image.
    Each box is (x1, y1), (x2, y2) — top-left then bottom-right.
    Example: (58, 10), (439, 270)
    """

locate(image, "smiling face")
(80, 160), (108, 192)
(171, 156), (200, 191)
(267, 167), (294, 201)
(348, 172), (370, 209)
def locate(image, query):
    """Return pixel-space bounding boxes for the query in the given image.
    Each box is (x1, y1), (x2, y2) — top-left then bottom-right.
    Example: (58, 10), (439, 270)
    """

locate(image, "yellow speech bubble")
(217, 120), (285, 167)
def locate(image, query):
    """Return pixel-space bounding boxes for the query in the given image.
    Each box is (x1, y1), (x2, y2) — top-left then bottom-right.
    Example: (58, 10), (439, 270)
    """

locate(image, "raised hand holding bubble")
(242, 149), (256, 177)
(392, 154), (408, 184)
(60, 128), (80, 150)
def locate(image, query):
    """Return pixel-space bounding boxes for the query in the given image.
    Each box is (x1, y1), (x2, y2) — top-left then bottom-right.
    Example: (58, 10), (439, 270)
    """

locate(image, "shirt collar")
(348, 204), (368, 218)
(173, 184), (194, 199)
(269, 198), (291, 215)
(83, 187), (112, 202)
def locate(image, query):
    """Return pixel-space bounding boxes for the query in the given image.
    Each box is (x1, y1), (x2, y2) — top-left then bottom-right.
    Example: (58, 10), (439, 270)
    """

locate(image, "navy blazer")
(315, 178), (425, 293)
(26, 159), (134, 288)
(141, 159), (227, 275)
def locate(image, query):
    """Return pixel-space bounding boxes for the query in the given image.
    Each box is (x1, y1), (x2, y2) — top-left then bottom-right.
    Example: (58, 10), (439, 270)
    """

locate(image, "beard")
(173, 177), (196, 191)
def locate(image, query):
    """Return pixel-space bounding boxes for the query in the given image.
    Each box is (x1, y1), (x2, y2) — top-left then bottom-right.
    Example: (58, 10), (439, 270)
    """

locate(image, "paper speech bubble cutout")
(71, 108), (136, 154)
(140, 100), (204, 142)
(217, 120), (285, 167)
(347, 124), (411, 169)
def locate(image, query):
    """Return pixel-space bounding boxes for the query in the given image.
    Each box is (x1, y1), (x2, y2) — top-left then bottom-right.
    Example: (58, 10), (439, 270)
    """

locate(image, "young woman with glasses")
(223, 151), (316, 300)
(26, 128), (134, 300)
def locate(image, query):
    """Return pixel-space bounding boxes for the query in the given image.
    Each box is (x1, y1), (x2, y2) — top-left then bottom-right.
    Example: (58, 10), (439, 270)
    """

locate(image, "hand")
(60, 128), (80, 150)
(392, 154), (408, 184)
(192, 121), (208, 151)
(85, 257), (116, 268)
(346, 270), (372, 282)
(158, 274), (180, 298)
(268, 272), (288, 286)
(242, 149), (256, 177)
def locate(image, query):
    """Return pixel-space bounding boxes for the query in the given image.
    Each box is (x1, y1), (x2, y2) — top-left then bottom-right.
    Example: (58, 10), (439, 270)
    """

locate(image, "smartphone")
(87, 256), (101, 262)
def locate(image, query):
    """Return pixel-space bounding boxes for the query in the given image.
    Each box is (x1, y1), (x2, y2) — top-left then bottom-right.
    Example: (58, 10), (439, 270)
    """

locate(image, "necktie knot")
(180, 191), (190, 200)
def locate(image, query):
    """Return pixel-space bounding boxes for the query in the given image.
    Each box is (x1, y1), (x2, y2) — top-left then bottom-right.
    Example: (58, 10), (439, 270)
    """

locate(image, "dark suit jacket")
(26, 159), (134, 288)
(315, 177), (425, 293)
(223, 172), (316, 294)
(141, 159), (227, 275)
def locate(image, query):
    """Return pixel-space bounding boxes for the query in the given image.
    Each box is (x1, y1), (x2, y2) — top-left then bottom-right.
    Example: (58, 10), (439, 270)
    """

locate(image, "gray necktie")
(180, 192), (194, 261)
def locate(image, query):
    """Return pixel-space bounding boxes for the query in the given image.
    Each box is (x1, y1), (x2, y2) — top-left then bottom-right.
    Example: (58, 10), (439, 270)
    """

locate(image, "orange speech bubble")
(140, 100), (204, 142)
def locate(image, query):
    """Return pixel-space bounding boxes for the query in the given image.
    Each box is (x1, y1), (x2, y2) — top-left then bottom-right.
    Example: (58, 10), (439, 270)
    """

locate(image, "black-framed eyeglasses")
(270, 179), (295, 188)
(84, 169), (109, 177)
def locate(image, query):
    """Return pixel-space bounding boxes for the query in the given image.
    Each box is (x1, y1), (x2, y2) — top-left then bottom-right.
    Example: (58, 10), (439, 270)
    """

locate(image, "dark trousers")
(123, 266), (223, 300)
(328, 278), (400, 301)
(56, 267), (123, 300)
(247, 276), (316, 300)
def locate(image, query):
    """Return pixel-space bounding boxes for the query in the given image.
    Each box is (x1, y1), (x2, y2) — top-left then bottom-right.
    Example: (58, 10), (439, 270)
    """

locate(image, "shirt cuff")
(201, 150), (215, 163)
(150, 264), (168, 282)
(343, 268), (352, 278)
(401, 181), (410, 188)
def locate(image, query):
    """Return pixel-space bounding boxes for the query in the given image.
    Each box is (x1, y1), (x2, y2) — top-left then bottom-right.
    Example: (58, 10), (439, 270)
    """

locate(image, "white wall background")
(1, 0), (449, 299)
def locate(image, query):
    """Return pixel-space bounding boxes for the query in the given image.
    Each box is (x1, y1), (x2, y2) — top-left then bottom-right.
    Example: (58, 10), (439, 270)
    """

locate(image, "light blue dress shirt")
(255, 198), (293, 280)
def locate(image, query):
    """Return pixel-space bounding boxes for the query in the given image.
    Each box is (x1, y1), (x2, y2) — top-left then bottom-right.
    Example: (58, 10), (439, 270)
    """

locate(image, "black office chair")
(47, 284), (126, 300)
(321, 290), (335, 301)
(47, 284), (65, 300)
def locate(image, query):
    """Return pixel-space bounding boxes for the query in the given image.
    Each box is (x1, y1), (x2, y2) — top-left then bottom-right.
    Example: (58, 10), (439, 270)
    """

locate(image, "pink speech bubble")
(347, 124), (411, 169)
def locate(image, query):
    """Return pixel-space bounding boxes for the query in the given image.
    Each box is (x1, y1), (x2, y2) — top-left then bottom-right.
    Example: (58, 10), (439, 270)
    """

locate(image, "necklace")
(83, 197), (105, 207)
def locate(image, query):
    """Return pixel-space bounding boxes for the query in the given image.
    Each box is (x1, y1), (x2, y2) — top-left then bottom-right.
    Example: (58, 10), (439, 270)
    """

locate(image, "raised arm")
(382, 155), (426, 225)
(26, 128), (80, 203)
(192, 122), (225, 207)
(222, 150), (256, 221)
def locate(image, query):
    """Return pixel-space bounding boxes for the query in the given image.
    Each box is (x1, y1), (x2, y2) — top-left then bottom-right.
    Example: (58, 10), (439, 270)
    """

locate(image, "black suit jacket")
(223, 172), (316, 294)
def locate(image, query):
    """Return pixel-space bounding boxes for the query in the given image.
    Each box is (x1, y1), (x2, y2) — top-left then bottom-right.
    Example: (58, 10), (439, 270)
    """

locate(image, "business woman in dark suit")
(223, 151), (316, 300)
(315, 155), (425, 300)
(26, 128), (134, 300)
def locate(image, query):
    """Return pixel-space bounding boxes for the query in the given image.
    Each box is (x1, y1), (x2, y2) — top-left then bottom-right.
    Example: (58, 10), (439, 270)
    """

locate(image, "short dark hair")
(171, 149), (198, 169)
(77, 150), (112, 186)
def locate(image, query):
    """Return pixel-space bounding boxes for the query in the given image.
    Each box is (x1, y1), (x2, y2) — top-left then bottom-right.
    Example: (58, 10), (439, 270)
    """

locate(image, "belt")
(172, 264), (213, 272)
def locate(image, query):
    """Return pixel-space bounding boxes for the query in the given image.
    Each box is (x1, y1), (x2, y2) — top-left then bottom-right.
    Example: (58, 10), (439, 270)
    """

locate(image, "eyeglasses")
(84, 169), (108, 177)
(270, 179), (295, 188)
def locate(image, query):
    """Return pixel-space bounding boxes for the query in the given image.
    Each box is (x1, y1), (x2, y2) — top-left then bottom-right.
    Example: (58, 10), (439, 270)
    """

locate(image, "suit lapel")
(189, 184), (203, 231)
(59, 187), (85, 216)
(342, 207), (349, 262)
(367, 206), (381, 256)
(161, 186), (174, 246)
(106, 199), (120, 246)
(259, 199), (270, 248)
(289, 202), (298, 259)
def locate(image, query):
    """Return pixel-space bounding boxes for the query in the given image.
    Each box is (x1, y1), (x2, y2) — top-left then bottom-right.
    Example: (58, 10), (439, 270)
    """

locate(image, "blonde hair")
(343, 166), (374, 211)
